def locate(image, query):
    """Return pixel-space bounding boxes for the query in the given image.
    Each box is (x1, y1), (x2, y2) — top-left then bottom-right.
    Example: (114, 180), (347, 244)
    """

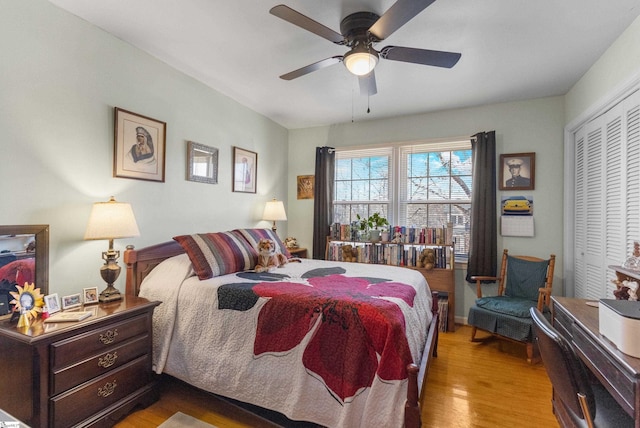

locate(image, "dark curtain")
(312, 146), (335, 259)
(466, 131), (498, 282)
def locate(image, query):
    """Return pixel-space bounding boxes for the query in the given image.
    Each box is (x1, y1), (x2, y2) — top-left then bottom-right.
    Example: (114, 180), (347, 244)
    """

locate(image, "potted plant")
(367, 212), (388, 243)
(355, 214), (369, 241)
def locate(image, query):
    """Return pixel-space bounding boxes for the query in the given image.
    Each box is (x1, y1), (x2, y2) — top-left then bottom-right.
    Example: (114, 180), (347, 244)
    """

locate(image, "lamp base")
(99, 285), (122, 303)
(99, 248), (122, 303)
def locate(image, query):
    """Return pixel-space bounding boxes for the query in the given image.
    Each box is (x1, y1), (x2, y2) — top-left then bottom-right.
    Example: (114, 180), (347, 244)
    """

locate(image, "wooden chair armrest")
(537, 287), (552, 311)
(471, 276), (501, 298)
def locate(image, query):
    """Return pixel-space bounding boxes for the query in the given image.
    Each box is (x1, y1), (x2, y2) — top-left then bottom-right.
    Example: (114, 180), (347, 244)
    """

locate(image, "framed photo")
(232, 147), (257, 193)
(297, 175), (315, 200)
(187, 141), (218, 184)
(83, 287), (99, 305)
(44, 293), (60, 315)
(114, 107), (166, 182)
(61, 293), (81, 310)
(499, 152), (535, 191)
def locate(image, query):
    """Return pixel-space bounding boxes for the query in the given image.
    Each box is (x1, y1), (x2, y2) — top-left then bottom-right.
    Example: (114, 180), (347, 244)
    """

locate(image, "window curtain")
(465, 131), (497, 282)
(313, 146), (335, 259)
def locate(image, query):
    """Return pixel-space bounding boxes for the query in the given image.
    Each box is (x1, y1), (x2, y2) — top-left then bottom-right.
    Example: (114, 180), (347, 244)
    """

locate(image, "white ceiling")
(47, 0), (640, 130)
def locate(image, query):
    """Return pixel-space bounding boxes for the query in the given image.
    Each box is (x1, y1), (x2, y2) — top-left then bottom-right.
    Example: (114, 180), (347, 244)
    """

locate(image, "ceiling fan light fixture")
(344, 47), (378, 76)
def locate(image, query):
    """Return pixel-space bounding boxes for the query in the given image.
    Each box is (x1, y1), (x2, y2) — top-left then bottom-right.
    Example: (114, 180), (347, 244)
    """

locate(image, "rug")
(157, 412), (218, 428)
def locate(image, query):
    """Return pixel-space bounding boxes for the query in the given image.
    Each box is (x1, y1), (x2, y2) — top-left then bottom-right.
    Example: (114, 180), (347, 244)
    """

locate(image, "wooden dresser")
(0, 295), (160, 428)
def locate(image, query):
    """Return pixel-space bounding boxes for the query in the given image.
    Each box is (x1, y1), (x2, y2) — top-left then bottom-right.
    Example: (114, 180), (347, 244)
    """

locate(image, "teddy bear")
(418, 248), (436, 270)
(341, 244), (357, 262)
(283, 236), (298, 249)
(255, 238), (288, 272)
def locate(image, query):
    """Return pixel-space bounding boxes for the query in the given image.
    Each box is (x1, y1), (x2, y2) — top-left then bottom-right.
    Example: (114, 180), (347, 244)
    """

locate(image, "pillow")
(231, 228), (292, 258)
(173, 231), (258, 280)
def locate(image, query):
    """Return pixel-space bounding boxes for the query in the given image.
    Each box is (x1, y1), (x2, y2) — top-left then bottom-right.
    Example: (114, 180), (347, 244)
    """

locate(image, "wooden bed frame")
(123, 241), (440, 428)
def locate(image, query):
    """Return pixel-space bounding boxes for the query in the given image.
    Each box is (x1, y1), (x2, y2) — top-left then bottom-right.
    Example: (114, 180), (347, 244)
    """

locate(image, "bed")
(123, 229), (439, 428)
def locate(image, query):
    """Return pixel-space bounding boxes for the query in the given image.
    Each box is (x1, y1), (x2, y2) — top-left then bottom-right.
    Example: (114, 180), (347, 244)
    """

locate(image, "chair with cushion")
(467, 249), (555, 363)
(530, 307), (634, 428)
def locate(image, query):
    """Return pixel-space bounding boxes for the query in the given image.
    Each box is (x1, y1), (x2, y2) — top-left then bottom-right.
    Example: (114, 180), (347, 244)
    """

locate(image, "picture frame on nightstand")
(61, 293), (81, 310)
(44, 293), (61, 315)
(83, 287), (99, 305)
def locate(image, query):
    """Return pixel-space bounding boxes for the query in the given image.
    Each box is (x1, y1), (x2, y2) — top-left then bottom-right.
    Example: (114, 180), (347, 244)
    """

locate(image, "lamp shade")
(263, 199), (287, 221)
(84, 196), (140, 240)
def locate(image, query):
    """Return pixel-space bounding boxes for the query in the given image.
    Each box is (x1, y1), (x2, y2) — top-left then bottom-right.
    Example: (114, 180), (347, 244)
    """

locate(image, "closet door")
(573, 90), (640, 299)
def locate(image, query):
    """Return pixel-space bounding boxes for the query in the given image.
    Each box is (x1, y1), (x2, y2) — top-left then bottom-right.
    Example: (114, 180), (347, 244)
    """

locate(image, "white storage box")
(599, 299), (640, 358)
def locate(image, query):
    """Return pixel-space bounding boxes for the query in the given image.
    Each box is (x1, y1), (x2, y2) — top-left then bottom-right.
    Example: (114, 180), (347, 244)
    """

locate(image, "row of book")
(329, 222), (454, 245)
(326, 241), (451, 269)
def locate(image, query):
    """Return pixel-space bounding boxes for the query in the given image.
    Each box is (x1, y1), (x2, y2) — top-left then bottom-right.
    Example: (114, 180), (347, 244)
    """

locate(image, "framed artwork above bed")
(232, 147), (257, 193)
(113, 107), (166, 182)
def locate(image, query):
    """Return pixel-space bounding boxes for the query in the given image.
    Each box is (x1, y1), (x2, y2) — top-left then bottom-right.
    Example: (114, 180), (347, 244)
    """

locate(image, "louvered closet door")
(573, 89), (640, 299)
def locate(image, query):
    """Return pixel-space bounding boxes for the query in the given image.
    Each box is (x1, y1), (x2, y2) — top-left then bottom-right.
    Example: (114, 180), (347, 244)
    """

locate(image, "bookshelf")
(325, 238), (456, 332)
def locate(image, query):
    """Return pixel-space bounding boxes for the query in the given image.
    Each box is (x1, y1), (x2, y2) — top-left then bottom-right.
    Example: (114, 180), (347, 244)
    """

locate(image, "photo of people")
(83, 287), (99, 304)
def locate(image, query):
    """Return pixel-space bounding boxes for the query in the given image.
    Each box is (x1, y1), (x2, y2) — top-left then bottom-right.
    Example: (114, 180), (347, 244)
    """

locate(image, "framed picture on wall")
(232, 147), (257, 193)
(297, 175), (314, 199)
(113, 107), (166, 182)
(499, 152), (535, 190)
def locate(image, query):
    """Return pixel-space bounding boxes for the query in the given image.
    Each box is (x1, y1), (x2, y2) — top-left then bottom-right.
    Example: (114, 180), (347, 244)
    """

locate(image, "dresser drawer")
(571, 322), (635, 414)
(51, 335), (150, 396)
(51, 314), (149, 369)
(50, 356), (151, 427)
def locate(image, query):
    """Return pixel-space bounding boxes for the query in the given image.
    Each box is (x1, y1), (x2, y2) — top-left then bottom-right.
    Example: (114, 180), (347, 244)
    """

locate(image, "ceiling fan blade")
(270, 5), (345, 44)
(380, 46), (461, 68)
(279, 56), (343, 80)
(359, 71), (377, 96)
(368, 0), (436, 40)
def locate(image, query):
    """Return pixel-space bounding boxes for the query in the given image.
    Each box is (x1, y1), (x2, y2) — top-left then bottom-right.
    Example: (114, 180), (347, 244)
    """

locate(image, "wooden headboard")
(123, 240), (185, 296)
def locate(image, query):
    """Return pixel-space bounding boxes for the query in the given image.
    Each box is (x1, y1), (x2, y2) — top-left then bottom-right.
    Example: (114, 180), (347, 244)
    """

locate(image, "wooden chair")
(530, 307), (633, 428)
(467, 249), (555, 363)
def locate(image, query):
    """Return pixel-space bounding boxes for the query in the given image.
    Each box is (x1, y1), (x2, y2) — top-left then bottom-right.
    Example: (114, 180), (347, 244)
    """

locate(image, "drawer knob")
(98, 380), (117, 398)
(98, 352), (118, 368)
(99, 329), (118, 345)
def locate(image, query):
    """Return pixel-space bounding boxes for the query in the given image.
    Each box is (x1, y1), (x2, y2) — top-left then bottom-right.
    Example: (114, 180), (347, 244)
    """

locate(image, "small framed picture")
(499, 152), (535, 191)
(44, 293), (61, 315)
(113, 107), (167, 182)
(61, 293), (81, 310)
(297, 175), (315, 200)
(232, 147), (257, 193)
(83, 287), (99, 305)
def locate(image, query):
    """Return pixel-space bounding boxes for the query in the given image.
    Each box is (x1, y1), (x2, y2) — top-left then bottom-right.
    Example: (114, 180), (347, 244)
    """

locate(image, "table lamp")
(84, 196), (140, 302)
(263, 199), (287, 234)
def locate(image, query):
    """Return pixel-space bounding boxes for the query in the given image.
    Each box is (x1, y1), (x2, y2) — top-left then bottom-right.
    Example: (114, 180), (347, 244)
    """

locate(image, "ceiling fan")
(269, 0), (461, 96)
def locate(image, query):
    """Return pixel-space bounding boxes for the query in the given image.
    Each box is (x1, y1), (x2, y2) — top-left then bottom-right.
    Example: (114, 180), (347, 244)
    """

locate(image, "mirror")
(0, 225), (49, 314)
(187, 141), (218, 184)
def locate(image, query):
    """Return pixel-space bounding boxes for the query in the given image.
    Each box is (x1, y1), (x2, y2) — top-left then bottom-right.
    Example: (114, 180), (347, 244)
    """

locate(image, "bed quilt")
(140, 256), (432, 428)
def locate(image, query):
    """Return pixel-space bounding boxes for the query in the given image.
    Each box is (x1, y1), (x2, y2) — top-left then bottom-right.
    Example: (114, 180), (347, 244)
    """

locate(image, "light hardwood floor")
(116, 325), (559, 428)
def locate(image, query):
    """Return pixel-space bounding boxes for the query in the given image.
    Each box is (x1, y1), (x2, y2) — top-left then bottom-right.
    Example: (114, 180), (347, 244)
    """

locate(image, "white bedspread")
(140, 256), (432, 428)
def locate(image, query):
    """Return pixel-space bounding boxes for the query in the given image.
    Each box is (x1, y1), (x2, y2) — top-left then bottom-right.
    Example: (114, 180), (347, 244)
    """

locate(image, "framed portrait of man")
(499, 152), (535, 191)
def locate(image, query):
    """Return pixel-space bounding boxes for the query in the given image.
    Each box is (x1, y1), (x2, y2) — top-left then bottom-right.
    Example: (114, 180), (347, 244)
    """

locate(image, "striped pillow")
(173, 231), (258, 280)
(231, 228), (292, 258)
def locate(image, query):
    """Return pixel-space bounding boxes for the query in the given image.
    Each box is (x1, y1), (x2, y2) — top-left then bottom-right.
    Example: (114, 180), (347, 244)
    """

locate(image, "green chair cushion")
(475, 296), (543, 318)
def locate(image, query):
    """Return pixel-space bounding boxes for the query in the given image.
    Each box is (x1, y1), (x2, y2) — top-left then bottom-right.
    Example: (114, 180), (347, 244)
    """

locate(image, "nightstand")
(0, 295), (160, 428)
(288, 247), (308, 258)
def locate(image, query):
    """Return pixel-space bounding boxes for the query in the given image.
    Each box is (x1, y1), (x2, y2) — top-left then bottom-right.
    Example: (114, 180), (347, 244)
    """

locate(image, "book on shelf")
(326, 240), (453, 269)
(44, 311), (93, 323)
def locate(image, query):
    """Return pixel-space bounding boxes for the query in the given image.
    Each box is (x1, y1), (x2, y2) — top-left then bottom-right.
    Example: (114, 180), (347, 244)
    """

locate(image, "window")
(334, 139), (472, 257)
(334, 147), (392, 226)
